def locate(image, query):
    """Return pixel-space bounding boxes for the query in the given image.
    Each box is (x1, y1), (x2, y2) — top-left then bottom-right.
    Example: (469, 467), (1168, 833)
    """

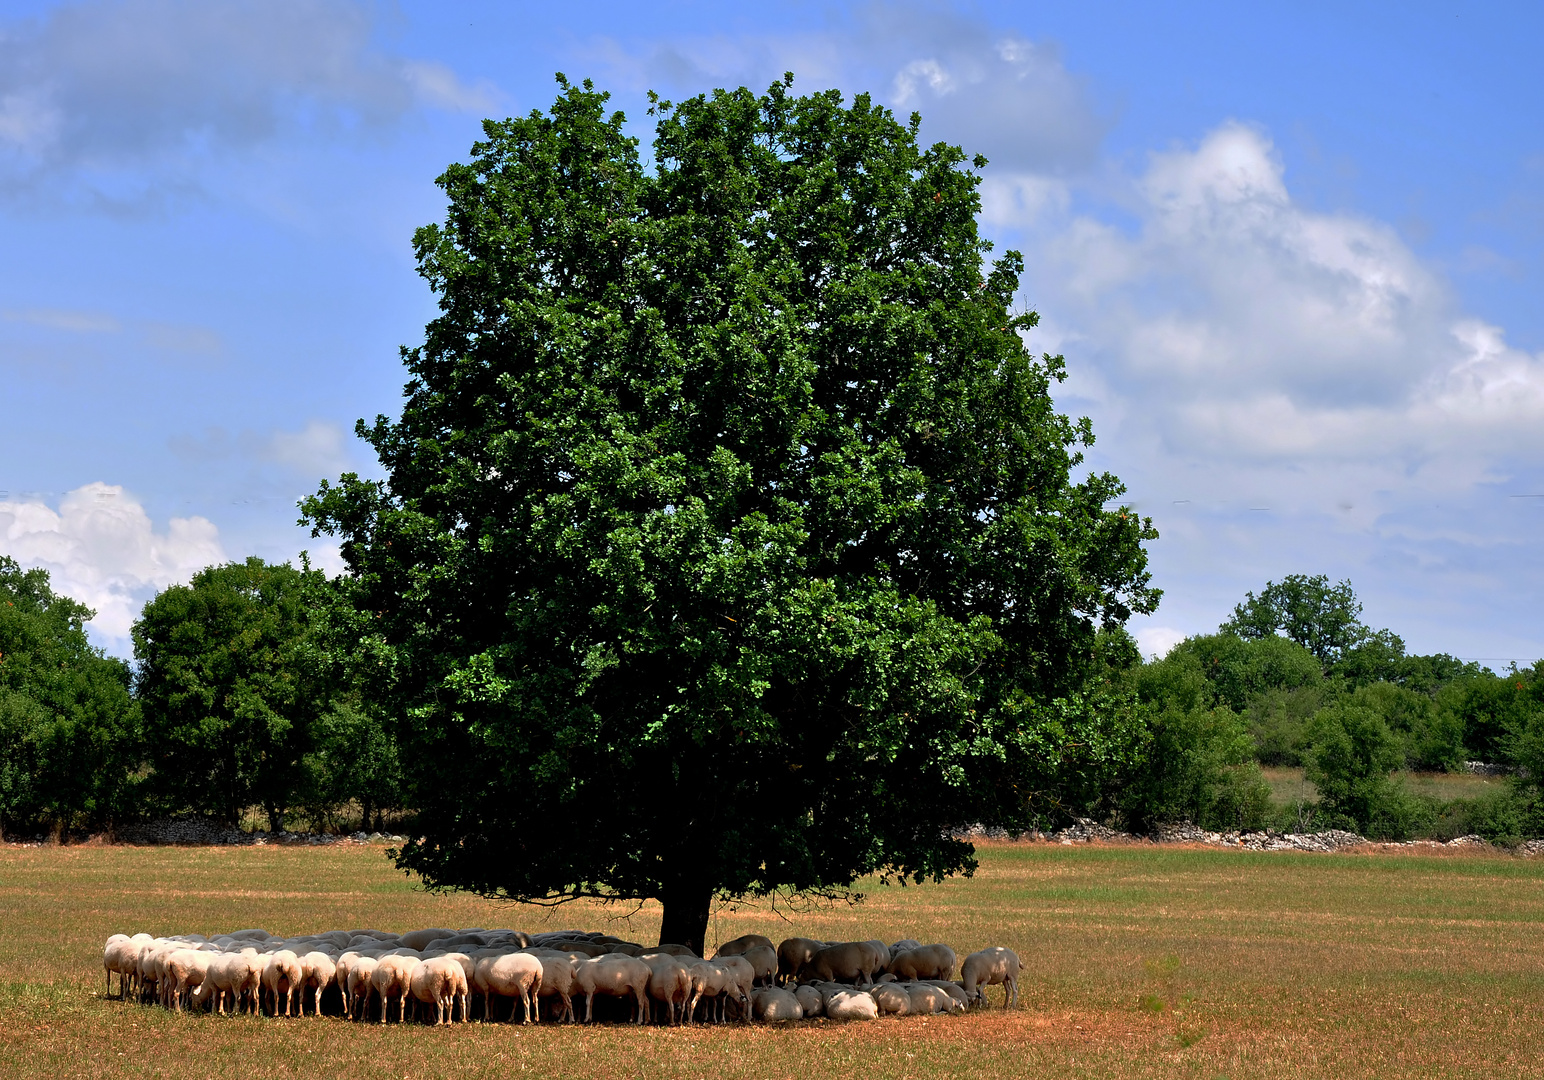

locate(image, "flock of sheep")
(102, 926), (1021, 1026)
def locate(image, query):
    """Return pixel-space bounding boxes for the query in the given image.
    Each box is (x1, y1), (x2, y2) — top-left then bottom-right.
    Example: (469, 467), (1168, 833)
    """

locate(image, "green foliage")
(0, 557), (140, 836)
(306, 699), (404, 833)
(1304, 704), (1410, 837)
(1120, 704), (1270, 832)
(300, 75), (1158, 941)
(1439, 667), (1542, 765)
(133, 557), (330, 829)
(1244, 686), (1329, 767)
(1222, 574), (1367, 664)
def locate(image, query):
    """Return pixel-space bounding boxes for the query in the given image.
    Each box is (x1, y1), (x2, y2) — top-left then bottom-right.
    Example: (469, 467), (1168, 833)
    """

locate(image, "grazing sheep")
(479, 953), (544, 1024)
(825, 988), (879, 1021)
(346, 956), (381, 1020)
(800, 942), (880, 986)
(261, 950), (304, 1017)
(162, 949), (208, 1012)
(639, 954), (691, 1025)
(886, 943), (956, 981)
(371, 955), (423, 1024)
(299, 952), (337, 1016)
(103, 936), (140, 998)
(860, 940), (891, 973)
(749, 986), (802, 1022)
(960, 946), (1020, 1008)
(528, 952), (577, 1023)
(685, 960), (732, 1024)
(713, 934), (774, 959)
(574, 956), (651, 1025)
(714, 955), (756, 1022)
(890, 938), (923, 953)
(776, 938), (823, 986)
(397, 928), (455, 951)
(410, 956), (470, 1024)
(741, 944), (778, 987)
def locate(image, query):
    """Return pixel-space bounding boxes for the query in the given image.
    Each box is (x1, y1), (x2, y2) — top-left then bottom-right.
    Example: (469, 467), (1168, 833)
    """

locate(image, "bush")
(1246, 686), (1329, 766)
(1120, 704), (1271, 832)
(1304, 704), (1410, 837)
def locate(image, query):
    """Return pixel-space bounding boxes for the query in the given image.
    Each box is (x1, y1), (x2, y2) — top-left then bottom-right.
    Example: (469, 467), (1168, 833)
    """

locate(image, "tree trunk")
(360, 797), (373, 834)
(657, 878), (713, 958)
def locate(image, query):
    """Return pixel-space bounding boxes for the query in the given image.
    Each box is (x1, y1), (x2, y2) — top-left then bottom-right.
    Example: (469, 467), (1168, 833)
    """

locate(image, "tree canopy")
(303, 75), (1158, 952)
(133, 557), (328, 830)
(0, 557), (138, 837)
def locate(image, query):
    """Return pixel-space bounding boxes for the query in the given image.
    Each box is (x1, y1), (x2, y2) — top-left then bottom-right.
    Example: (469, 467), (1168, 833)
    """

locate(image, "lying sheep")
(825, 988), (879, 1021)
(868, 981), (911, 1015)
(792, 983), (824, 1017)
(960, 946), (1020, 1008)
(886, 943), (956, 981)
(749, 985), (802, 1022)
(574, 955), (651, 1025)
(898, 981), (963, 1015)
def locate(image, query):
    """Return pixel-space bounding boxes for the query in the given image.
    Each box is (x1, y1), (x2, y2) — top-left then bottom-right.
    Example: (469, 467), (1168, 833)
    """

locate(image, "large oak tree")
(304, 76), (1158, 953)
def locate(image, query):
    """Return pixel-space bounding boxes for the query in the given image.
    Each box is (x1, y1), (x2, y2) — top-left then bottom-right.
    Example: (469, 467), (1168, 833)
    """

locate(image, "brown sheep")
(799, 942), (880, 986)
(960, 946), (1020, 1008)
(712, 933), (774, 959)
(886, 943), (956, 981)
(776, 937), (823, 986)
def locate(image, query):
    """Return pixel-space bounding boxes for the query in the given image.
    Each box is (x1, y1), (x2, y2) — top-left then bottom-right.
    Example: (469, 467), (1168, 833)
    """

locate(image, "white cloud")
(1133, 624), (1188, 661)
(0, 482), (225, 650)
(0, 0), (496, 204)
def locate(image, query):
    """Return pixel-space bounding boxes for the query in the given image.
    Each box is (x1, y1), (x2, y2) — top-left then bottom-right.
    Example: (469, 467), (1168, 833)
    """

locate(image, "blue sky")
(2, 0), (1540, 663)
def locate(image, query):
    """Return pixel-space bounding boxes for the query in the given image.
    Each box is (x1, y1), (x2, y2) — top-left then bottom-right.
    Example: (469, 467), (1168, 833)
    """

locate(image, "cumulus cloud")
(0, 0), (496, 205)
(0, 482), (225, 649)
(1014, 122), (1544, 653)
(1037, 123), (1544, 498)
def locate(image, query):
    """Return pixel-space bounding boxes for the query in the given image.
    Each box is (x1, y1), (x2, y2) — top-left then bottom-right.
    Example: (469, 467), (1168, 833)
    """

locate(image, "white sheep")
(825, 988), (879, 1021)
(478, 952), (544, 1023)
(261, 950), (304, 1017)
(410, 956), (470, 1024)
(574, 955), (651, 1024)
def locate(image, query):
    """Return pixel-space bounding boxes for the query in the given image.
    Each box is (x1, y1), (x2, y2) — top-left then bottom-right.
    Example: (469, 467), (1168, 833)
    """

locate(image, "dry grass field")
(2, 840), (1543, 1079)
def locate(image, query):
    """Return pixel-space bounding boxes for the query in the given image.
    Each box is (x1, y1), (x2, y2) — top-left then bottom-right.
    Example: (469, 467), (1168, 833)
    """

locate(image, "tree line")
(3, 556), (1538, 846)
